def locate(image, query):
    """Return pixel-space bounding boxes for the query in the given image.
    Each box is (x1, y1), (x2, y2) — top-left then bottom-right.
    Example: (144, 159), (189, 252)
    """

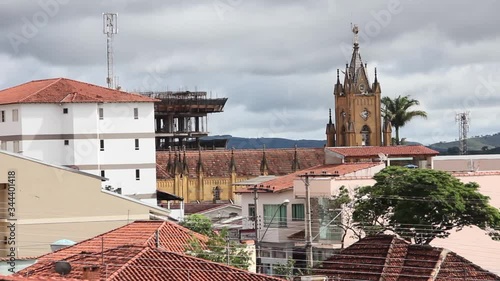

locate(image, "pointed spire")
(172, 147), (180, 175)
(336, 69), (340, 83)
(196, 146), (204, 174)
(329, 108), (333, 124)
(292, 144), (300, 172)
(181, 146), (189, 174)
(167, 146), (173, 176)
(229, 147), (237, 173)
(374, 67), (378, 83)
(260, 144), (268, 175)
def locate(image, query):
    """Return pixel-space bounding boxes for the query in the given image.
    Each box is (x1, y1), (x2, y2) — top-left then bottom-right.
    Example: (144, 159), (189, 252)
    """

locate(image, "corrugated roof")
(0, 78), (157, 105)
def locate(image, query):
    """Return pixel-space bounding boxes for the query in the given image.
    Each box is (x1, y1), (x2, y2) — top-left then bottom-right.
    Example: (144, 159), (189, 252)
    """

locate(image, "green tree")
(273, 258), (296, 280)
(180, 214), (213, 236)
(186, 228), (251, 269)
(353, 166), (500, 245)
(182, 215), (251, 269)
(381, 95), (427, 145)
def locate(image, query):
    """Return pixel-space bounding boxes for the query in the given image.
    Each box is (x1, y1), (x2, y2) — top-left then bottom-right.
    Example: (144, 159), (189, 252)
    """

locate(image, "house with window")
(235, 162), (384, 275)
(0, 78), (158, 198)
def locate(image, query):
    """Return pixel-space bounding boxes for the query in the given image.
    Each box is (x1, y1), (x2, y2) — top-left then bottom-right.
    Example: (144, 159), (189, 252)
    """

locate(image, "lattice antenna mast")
(455, 112), (470, 155)
(103, 13), (118, 89)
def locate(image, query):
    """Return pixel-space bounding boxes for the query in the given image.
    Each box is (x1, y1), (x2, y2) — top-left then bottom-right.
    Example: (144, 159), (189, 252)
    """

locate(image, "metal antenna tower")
(103, 13), (118, 89)
(455, 112), (470, 155)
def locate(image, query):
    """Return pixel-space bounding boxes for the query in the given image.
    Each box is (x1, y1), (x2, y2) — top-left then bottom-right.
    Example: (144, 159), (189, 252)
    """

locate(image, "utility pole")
(303, 173), (313, 270)
(299, 172), (340, 271)
(248, 185), (269, 274)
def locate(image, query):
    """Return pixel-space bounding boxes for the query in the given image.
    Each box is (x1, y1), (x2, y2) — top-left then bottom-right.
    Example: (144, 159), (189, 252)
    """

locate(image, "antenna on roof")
(103, 13), (118, 89)
(54, 261), (72, 276)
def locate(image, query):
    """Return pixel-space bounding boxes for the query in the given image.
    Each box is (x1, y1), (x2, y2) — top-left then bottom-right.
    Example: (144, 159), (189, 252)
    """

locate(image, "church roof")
(156, 148), (325, 179)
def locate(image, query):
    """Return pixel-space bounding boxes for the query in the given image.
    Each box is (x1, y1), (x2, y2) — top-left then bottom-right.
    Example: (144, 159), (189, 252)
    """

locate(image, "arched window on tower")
(341, 125), (347, 146)
(361, 125), (371, 146)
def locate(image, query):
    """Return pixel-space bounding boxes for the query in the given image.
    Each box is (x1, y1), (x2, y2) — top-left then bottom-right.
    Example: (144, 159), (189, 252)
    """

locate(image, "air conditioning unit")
(300, 276), (327, 281)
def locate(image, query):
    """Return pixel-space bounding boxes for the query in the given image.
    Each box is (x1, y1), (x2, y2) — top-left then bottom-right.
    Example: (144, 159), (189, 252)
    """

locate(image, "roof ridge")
(19, 78), (62, 102)
(144, 221), (165, 246)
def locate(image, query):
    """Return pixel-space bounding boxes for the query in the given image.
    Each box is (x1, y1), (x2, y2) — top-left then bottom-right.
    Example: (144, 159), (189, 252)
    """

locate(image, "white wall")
(0, 104), (22, 135)
(2, 102), (156, 196)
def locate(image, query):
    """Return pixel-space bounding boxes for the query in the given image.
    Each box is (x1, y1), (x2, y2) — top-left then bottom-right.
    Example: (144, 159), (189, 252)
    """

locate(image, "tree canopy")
(181, 214), (251, 269)
(382, 95), (427, 145)
(353, 166), (500, 244)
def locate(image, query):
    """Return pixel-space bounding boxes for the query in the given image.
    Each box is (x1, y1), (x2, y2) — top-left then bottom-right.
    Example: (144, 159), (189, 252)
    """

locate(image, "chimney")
(82, 266), (100, 280)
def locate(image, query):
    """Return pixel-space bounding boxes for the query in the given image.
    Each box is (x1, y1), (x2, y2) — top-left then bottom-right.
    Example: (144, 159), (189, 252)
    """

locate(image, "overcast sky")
(1, 0), (499, 145)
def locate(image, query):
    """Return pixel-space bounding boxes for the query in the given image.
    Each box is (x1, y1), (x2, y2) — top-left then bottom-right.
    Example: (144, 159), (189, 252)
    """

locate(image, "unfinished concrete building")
(140, 91), (228, 150)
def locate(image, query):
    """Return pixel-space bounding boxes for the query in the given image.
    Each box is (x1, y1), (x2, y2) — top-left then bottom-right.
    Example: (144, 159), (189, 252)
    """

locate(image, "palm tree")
(381, 95), (427, 145)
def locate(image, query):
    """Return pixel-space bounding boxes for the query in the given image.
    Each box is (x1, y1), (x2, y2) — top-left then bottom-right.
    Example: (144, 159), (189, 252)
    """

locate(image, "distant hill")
(429, 132), (500, 153)
(203, 135), (325, 149)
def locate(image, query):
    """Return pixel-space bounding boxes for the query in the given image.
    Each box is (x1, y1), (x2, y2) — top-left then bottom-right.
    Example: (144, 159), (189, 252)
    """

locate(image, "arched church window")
(361, 125), (371, 146)
(213, 186), (221, 201)
(341, 125), (347, 146)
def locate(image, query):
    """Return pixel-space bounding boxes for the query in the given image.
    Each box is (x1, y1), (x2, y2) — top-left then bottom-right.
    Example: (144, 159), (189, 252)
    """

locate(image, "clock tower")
(327, 25), (391, 147)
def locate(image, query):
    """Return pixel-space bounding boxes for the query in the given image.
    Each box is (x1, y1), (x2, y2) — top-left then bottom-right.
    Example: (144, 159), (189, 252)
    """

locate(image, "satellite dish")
(54, 261), (72, 276)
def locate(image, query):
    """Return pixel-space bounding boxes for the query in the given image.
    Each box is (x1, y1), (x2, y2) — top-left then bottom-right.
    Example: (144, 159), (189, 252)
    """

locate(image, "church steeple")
(326, 109), (336, 147)
(260, 145), (269, 176)
(291, 144), (301, 172)
(333, 24), (383, 147)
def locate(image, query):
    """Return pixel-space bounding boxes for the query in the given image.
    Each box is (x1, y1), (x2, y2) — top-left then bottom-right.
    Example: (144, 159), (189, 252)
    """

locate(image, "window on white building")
(99, 108), (104, 120)
(133, 108), (139, 119)
(100, 140), (104, 151)
(263, 204), (287, 228)
(135, 169), (140, 180)
(248, 204), (256, 221)
(12, 109), (18, 122)
(64, 140), (69, 146)
(63, 108), (68, 114)
(1, 111), (5, 122)
(292, 204), (305, 221)
(101, 170), (106, 181)
(13, 141), (20, 153)
(135, 139), (139, 150)
(0, 141), (6, 150)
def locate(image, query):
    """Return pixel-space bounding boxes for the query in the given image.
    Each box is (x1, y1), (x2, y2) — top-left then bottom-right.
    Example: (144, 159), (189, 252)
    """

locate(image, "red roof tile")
(236, 163), (381, 193)
(315, 235), (500, 280)
(17, 221), (208, 276)
(0, 78), (157, 105)
(16, 246), (283, 281)
(326, 145), (439, 158)
(156, 148), (325, 179)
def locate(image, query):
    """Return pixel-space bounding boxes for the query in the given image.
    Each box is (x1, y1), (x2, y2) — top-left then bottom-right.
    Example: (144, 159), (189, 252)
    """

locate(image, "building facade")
(327, 25), (392, 147)
(0, 149), (169, 258)
(0, 78), (157, 196)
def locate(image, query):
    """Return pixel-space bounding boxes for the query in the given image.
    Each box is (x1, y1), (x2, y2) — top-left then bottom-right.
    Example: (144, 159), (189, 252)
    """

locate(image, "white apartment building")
(0, 78), (158, 197)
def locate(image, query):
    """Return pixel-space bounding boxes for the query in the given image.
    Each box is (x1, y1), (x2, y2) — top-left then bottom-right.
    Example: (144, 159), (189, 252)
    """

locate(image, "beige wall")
(0, 152), (168, 257)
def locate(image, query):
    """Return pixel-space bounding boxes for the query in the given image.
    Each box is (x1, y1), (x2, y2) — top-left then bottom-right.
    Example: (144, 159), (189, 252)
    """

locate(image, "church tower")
(330, 25), (384, 147)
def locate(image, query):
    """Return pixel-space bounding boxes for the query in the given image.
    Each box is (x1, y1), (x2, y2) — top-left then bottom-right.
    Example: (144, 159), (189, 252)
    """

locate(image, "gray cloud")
(1, 0), (499, 145)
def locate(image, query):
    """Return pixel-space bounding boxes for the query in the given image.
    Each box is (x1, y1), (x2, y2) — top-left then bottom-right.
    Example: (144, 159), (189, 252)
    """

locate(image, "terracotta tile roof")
(156, 148), (325, 179)
(315, 235), (500, 280)
(0, 277), (83, 281)
(18, 221), (208, 275)
(0, 78), (158, 105)
(16, 245), (283, 281)
(326, 145), (439, 158)
(165, 203), (234, 214)
(235, 163), (381, 193)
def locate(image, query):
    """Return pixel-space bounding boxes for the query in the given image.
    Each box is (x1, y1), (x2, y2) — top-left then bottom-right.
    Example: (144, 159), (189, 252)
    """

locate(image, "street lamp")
(255, 198), (290, 274)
